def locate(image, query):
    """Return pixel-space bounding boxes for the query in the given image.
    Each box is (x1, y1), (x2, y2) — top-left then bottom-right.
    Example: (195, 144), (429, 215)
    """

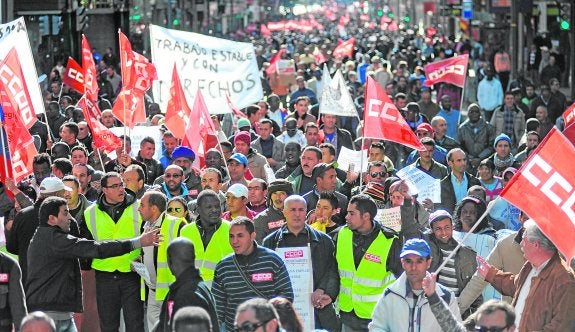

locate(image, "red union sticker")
(268, 220), (285, 229)
(167, 300), (174, 319)
(364, 253), (382, 264)
(0, 274), (8, 282)
(284, 250), (304, 259)
(252, 273), (273, 282)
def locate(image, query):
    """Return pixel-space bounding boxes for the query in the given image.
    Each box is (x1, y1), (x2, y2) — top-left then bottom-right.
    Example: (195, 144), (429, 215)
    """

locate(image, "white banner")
(149, 25), (263, 115)
(0, 18), (45, 116)
(319, 69), (358, 117)
(275, 246), (315, 331)
(396, 165), (441, 203)
(110, 126), (163, 161)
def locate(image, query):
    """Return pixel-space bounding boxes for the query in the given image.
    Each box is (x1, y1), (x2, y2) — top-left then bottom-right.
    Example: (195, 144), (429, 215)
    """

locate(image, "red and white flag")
(363, 76), (424, 151)
(500, 127), (575, 261)
(562, 102), (575, 144)
(62, 57), (85, 95)
(112, 31), (157, 128)
(332, 38), (355, 59)
(182, 89), (218, 167)
(265, 49), (286, 76)
(261, 24), (272, 38)
(81, 35), (99, 102)
(78, 96), (122, 155)
(164, 64), (191, 139)
(0, 96), (36, 183)
(424, 54), (469, 87)
(313, 47), (326, 65)
(225, 94), (247, 119)
(0, 48), (38, 129)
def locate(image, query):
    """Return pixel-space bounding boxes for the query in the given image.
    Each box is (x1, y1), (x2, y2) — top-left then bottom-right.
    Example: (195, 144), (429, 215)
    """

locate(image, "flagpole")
(97, 148), (105, 171)
(434, 198), (497, 274)
(359, 135), (365, 189)
(0, 123), (10, 179)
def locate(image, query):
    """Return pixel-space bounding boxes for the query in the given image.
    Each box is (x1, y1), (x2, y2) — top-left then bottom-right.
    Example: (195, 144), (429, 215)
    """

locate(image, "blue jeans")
(55, 318), (77, 332)
(95, 271), (144, 332)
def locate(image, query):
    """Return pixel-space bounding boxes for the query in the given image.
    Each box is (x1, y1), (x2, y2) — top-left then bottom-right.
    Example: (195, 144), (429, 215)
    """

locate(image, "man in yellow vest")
(138, 191), (186, 329)
(83, 172), (144, 332)
(336, 194), (403, 331)
(180, 189), (233, 288)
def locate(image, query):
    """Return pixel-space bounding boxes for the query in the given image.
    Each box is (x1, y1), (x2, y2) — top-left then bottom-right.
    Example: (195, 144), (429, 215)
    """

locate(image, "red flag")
(0, 48), (38, 130)
(113, 31), (157, 128)
(424, 54), (469, 87)
(267, 21), (285, 31)
(182, 90), (218, 167)
(78, 96), (122, 154)
(332, 38), (355, 59)
(81, 35), (99, 102)
(261, 24), (271, 38)
(313, 47), (326, 65)
(265, 49), (286, 76)
(0, 98), (36, 183)
(363, 76), (424, 151)
(500, 127), (575, 261)
(164, 64), (191, 139)
(563, 101), (575, 128)
(225, 94), (247, 119)
(62, 57), (85, 94)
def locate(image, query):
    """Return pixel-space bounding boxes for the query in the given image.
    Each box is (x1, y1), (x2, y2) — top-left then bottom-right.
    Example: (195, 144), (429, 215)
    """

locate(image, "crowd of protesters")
(1, 4), (575, 332)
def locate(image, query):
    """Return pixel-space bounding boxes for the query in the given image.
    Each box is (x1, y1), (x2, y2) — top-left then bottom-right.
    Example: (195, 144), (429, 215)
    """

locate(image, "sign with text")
(150, 25), (262, 114)
(396, 166), (441, 203)
(275, 247), (314, 331)
(375, 207), (402, 232)
(336, 147), (368, 172)
(0, 18), (45, 117)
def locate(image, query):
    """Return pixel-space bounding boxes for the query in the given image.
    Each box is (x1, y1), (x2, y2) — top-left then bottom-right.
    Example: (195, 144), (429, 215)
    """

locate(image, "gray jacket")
(251, 136), (285, 171)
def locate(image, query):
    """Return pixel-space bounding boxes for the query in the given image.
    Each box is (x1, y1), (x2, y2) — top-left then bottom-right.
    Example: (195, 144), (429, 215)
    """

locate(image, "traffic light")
(173, 8), (182, 26)
(377, 9), (383, 17)
(559, 3), (570, 31)
(76, 7), (88, 31)
(387, 12), (394, 19)
(131, 5), (142, 21)
(403, 15), (411, 23)
(38, 15), (49, 36)
(560, 19), (570, 30)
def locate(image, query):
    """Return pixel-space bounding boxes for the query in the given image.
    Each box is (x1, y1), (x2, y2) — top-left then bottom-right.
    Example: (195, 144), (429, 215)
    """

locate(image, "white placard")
(149, 25), (262, 115)
(319, 70), (358, 117)
(375, 207), (401, 232)
(110, 126), (163, 161)
(275, 246), (315, 331)
(396, 166), (441, 203)
(131, 261), (152, 287)
(336, 147), (368, 172)
(0, 18), (45, 116)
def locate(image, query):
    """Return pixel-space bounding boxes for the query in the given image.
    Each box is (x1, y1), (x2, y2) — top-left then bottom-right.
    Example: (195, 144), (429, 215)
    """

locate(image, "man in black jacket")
(155, 237), (218, 332)
(26, 197), (160, 331)
(262, 195), (341, 331)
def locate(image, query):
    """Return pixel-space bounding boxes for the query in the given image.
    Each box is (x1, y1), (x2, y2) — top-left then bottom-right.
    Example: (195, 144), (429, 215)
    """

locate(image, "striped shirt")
(212, 245), (293, 331)
(437, 247), (460, 296)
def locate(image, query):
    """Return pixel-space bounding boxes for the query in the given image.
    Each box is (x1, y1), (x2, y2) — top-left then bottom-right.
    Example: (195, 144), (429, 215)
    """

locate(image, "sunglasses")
(234, 319), (272, 332)
(167, 207), (183, 213)
(370, 171), (387, 178)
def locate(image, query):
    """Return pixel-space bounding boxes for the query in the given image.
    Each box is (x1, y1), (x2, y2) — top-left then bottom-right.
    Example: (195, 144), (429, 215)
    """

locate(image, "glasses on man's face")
(165, 173), (182, 179)
(234, 319), (272, 332)
(167, 207), (183, 213)
(105, 183), (123, 189)
(475, 325), (510, 332)
(370, 171), (387, 178)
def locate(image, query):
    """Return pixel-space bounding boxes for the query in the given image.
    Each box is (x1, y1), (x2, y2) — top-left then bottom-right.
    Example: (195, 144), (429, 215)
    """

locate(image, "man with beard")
(180, 190), (233, 288)
(439, 148), (480, 213)
(253, 179), (294, 243)
(302, 163), (348, 225)
(136, 136), (163, 185)
(287, 146), (322, 195)
(159, 165), (189, 201)
(458, 104), (496, 175)
(221, 153), (249, 191)
(275, 142), (302, 179)
(155, 146), (202, 199)
(72, 163), (99, 202)
(204, 148), (229, 183)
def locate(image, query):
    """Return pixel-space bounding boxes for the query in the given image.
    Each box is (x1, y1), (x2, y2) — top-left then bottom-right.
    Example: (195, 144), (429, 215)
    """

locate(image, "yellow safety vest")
(180, 221), (233, 288)
(336, 227), (396, 319)
(85, 202), (142, 272)
(139, 214), (185, 301)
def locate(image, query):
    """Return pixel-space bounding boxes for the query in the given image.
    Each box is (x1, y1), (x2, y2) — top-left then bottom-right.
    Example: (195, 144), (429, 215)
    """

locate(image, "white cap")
(39, 177), (73, 194)
(226, 183), (248, 198)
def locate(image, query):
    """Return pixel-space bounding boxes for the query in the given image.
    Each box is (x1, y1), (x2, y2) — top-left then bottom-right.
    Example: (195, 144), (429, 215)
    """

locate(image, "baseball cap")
(311, 162), (336, 180)
(400, 238), (431, 258)
(227, 153), (248, 167)
(428, 209), (452, 226)
(416, 123), (434, 133)
(40, 177), (73, 194)
(227, 183), (248, 198)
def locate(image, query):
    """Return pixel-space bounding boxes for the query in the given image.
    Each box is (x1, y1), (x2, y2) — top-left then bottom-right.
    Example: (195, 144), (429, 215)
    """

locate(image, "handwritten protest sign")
(110, 126), (163, 160)
(336, 147), (368, 172)
(276, 247), (314, 331)
(150, 25), (263, 114)
(375, 207), (401, 232)
(396, 166), (441, 203)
